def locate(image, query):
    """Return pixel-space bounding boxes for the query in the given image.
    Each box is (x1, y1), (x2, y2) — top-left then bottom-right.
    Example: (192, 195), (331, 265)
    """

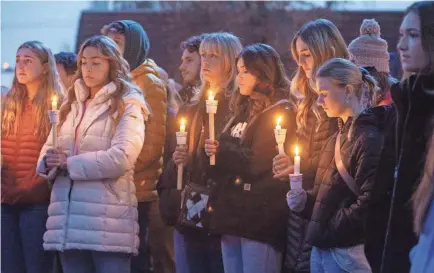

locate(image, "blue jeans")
(184, 231), (224, 273)
(1, 203), (53, 273)
(131, 201), (175, 273)
(311, 246), (372, 273)
(60, 250), (131, 273)
(221, 235), (282, 273)
(311, 247), (347, 273)
(174, 229), (190, 273)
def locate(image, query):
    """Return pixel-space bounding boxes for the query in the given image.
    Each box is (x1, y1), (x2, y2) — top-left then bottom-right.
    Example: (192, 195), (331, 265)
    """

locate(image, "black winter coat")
(304, 109), (384, 248)
(284, 109), (338, 273)
(158, 90), (231, 227)
(365, 74), (434, 273)
(207, 100), (297, 252)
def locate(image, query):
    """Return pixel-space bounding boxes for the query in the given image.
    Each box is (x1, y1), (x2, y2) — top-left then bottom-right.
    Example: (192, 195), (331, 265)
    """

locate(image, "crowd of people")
(1, 1), (434, 273)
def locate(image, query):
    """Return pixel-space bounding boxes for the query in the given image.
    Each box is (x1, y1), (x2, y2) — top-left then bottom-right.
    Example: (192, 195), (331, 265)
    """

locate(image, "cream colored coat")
(37, 80), (149, 254)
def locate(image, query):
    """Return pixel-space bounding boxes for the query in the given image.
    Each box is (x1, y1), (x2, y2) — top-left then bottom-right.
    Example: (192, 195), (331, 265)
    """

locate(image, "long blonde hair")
(290, 19), (349, 132)
(1, 41), (64, 141)
(413, 127), (434, 235)
(59, 36), (142, 128)
(194, 32), (242, 103)
(317, 58), (378, 109)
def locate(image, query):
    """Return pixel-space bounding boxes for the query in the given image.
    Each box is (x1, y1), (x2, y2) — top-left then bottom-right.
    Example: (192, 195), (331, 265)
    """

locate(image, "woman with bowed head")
(1, 40), (63, 273)
(272, 19), (347, 273)
(288, 58), (383, 272)
(365, 2), (434, 272)
(36, 35), (150, 273)
(204, 43), (297, 273)
(158, 32), (242, 273)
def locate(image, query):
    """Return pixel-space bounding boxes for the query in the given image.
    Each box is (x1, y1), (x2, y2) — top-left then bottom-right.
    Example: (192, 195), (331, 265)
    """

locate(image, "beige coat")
(37, 80), (149, 254)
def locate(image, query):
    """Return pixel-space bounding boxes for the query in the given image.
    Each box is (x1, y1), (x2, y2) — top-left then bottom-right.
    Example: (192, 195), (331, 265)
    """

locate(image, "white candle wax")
(294, 146), (301, 175)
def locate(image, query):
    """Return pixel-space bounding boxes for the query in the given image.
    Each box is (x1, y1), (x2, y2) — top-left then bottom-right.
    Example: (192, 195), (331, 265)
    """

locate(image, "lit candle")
(274, 116), (286, 155)
(180, 119), (186, 133)
(52, 95), (58, 110)
(294, 146), (301, 175)
(275, 116), (282, 130)
(48, 95), (59, 149)
(206, 90), (218, 165)
(176, 119), (188, 190)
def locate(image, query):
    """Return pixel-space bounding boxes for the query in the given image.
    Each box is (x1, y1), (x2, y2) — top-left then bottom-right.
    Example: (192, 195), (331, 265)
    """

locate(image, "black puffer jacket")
(208, 100), (297, 252)
(366, 74), (434, 273)
(304, 108), (384, 248)
(284, 109), (338, 273)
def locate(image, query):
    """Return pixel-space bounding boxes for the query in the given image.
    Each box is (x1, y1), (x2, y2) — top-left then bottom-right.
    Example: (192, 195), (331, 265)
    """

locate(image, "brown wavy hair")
(231, 43), (296, 120)
(2, 41), (64, 141)
(223, 44), (296, 136)
(290, 19), (349, 132)
(58, 36), (142, 128)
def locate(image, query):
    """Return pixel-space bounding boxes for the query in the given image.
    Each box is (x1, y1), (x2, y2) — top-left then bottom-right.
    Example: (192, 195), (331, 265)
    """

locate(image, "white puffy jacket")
(37, 80), (149, 254)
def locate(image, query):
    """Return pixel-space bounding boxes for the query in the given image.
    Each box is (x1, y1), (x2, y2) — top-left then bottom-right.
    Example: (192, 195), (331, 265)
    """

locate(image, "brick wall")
(76, 9), (403, 82)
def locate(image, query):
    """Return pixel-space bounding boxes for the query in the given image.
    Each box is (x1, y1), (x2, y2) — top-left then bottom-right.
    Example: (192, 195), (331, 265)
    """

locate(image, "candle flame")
(208, 90), (214, 101)
(179, 118), (186, 133)
(51, 95), (58, 110)
(295, 145), (299, 156)
(276, 116), (282, 127)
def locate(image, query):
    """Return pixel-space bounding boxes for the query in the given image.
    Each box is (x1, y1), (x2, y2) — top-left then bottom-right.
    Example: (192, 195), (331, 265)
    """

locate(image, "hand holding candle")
(206, 90), (218, 165)
(176, 119), (188, 190)
(274, 116), (287, 155)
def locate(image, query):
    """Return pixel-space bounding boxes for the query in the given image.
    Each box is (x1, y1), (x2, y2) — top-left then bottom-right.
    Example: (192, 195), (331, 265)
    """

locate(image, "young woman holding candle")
(271, 19), (347, 273)
(158, 32), (242, 273)
(36, 35), (150, 273)
(1, 40), (63, 273)
(287, 58), (383, 272)
(204, 43), (297, 273)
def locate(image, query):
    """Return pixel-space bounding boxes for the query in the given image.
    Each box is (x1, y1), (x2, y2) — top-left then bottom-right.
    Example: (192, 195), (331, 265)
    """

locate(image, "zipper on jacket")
(62, 171), (74, 250)
(62, 103), (82, 250)
(380, 86), (412, 273)
(127, 173), (135, 254)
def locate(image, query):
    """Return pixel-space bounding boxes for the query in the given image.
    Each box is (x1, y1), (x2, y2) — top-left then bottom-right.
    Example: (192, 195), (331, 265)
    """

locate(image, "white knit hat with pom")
(348, 19), (390, 73)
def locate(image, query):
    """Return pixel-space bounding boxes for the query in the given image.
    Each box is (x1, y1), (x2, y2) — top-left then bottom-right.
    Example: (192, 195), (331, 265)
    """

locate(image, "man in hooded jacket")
(103, 20), (174, 273)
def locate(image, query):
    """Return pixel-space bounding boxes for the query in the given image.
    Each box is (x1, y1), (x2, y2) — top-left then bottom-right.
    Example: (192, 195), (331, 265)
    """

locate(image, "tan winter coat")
(132, 59), (167, 202)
